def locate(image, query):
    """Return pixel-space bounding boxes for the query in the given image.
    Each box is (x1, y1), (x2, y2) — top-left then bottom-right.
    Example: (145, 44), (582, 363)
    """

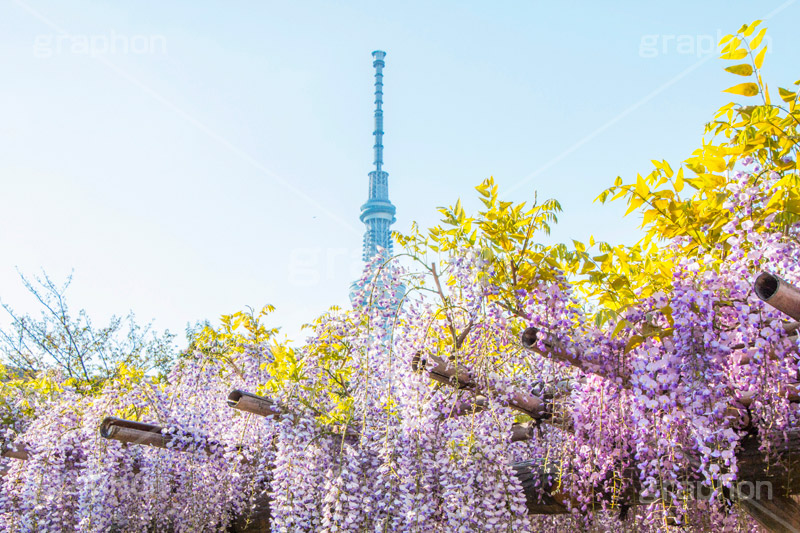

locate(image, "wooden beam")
(231, 489), (271, 533)
(100, 417), (172, 449)
(228, 390), (282, 418)
(1, 443), (28, 461)
(738, 494), (800, 533)
(411, 352), (549, 419)
(99, 417), (232, 455)
(227, 390), (360, 442)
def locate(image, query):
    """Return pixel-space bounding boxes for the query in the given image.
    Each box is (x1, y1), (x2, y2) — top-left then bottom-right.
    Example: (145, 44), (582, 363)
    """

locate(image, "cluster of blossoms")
(0, 344), (276, 532)
(1, 167), (799, 532)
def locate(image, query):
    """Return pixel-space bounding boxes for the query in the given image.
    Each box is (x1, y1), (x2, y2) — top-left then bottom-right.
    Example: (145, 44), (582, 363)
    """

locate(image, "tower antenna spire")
(373, 50), (385, 174)
(359, 50), (396, 261)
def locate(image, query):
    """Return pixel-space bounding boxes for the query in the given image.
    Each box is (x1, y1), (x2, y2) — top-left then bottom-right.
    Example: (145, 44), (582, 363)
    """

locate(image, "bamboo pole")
(522, 325), (792, 422)
(410, 352), (474, 388)
(226, 390), (360, 442)
(99, 417), (172, 449)
(521, 326), (633, 388)
(731, 321), (799, 366)
(523, 320), (799, 371)
(228, 390), (282, 418)
(100, 416), (243, 459)
(98, 414), (267, 529)
(520, 327), (583, 368)
(444, 395), (488, 418)
(411, 352), (548, 419)
(755, 272), (800, 322)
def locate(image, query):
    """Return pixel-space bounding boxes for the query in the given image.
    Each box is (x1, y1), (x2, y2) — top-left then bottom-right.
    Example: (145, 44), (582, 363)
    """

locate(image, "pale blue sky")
(1, 0), (798, 344)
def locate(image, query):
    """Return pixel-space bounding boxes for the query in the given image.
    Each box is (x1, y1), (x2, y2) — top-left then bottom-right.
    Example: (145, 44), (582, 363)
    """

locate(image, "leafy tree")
(0, 271), (175, 386)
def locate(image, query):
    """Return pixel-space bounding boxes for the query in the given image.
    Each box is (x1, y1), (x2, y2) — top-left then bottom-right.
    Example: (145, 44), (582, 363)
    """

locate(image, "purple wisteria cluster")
(0, 343), (276, 532)
(0, 168), (798, 531)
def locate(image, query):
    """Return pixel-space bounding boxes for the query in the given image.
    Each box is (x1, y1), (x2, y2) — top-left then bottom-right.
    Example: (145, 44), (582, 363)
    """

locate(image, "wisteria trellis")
(1, 163), (800, 532)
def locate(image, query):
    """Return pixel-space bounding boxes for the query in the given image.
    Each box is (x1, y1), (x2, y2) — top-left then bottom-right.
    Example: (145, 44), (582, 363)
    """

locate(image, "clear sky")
(1, 0), (798, 346)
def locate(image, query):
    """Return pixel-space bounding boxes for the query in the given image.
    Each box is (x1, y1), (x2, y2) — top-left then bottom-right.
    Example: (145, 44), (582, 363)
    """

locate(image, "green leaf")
(750, 27), (767, 49)
(635, 174), (649, 197)
(714, 102), (735, 119)
(779, 87), (796, 102)
(721, 37), (741, 55)
(611, 319), (629, 338)
(722, 83), (759, 97)
(724, 64), (753, 76)
(624, 334), (644, 354)
(721, 48), (748, 60)
(754, 47), (767, 69)
(742, 20), (761, 37)
(720, 38), (747, 60)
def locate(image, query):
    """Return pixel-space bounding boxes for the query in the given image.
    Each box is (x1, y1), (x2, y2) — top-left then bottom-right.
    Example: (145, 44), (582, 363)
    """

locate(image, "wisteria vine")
(1, 165), (799, 532)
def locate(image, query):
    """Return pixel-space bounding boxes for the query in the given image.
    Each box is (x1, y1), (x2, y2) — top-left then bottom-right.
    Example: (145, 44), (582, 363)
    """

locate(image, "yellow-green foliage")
(276, 308), (364, 428)
(586, 21), (799, 322)
(0, 364), (65, 427)
(194, 305), (279, 349)
(191, 305), (279, 380)
(193, 304), (358, 428)
(401, 21), (798, 329)
(297, 312), (354, 426)
(397, 177), (567, 320)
